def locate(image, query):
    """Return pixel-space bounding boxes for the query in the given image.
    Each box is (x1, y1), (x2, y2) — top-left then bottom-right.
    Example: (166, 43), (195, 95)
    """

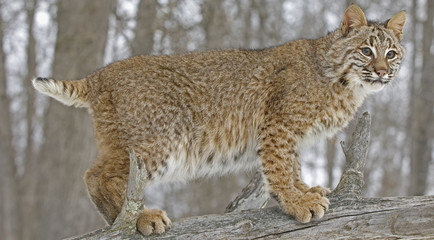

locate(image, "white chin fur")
(361, 81), (386, 92)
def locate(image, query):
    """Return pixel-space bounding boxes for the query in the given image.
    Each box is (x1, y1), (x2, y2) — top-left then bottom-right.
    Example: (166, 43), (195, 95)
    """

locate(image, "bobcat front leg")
(258, 128), (329, 223)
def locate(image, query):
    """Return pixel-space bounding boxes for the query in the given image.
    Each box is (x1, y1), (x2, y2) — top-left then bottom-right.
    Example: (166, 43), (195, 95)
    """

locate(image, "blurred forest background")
(1, 0), (433, 239)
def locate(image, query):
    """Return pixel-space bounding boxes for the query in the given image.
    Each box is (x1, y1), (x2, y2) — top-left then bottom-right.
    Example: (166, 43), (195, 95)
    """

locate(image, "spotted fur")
(33, 5), (406, 235)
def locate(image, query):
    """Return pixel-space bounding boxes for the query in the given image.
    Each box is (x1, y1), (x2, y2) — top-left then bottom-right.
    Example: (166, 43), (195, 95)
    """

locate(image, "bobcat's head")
(327, 5), (406, 93)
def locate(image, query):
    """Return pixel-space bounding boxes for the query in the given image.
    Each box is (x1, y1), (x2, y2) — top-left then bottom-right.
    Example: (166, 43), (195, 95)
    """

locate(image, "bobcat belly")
(155, 134), (260, 183)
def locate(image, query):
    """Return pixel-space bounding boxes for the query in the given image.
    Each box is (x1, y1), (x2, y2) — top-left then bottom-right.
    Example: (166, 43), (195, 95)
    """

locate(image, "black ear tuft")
(35, 77), (50, 82)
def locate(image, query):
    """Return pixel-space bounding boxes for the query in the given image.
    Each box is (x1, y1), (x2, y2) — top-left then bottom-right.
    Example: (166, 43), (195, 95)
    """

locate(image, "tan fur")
(33, 5), (406, 235)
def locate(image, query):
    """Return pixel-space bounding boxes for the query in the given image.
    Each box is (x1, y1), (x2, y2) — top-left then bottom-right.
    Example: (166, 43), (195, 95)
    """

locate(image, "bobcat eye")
(386, 50), (396, 59)
(362, 47), (372, 56)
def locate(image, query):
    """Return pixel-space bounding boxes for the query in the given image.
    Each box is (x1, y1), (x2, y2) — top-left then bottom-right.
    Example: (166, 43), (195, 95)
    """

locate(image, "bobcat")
(33, 5), (406, 235)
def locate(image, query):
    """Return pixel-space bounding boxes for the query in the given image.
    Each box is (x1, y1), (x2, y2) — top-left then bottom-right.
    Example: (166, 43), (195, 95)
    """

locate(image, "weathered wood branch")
(329, 111), (370, 202)
(67, 113), (434, 239)
(68, 195), (434, 240)
(111, 149), (148, 234)
(225, 170), (269, 213)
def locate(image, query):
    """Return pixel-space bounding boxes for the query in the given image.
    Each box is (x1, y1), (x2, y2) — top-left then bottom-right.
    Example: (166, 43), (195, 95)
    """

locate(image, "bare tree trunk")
(24, 0), (37, 162)
(34, 1), (113, 239)
(19, 1), (40, 239)
(132, 0), (158, 56)
(201, 0), (228, 49)
(239, 0), (253, 47)
(253, 0), (285, 46)
(407, 0), (434, 196)
(0, 3), (20, 239)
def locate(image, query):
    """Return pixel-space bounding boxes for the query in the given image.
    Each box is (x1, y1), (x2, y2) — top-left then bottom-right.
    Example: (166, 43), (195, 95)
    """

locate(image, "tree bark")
(69, 195), (434, 240)
(110, 149), (148, 235)
(225, 170), (269, 213)
(329, 112), (370, 200)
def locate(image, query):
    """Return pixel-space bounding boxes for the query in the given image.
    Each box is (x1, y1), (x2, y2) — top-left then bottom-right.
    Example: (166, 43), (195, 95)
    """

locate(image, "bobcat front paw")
(137, 208), (172, 235)
(307, 185), (331, 197)
(283, 192), (330, 223)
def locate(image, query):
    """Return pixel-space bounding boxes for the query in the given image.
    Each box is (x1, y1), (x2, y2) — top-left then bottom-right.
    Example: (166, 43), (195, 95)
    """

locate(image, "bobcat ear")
(341, 5), (368, 36)
(386, 11), (406, 41)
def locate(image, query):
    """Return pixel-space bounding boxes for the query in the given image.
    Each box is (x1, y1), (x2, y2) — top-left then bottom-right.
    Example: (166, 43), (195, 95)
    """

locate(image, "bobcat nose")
(376, 69), (387, 77)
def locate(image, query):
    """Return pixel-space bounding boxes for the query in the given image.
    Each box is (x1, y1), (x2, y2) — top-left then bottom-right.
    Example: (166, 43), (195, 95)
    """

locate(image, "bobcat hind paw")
(137, 208), (172, 235)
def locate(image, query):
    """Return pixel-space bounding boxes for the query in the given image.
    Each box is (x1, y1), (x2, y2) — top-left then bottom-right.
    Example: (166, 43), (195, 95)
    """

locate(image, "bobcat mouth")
(363, 77), (390, 85)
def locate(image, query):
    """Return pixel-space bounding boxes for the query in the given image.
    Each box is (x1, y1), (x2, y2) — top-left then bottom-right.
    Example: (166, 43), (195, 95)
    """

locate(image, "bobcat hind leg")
(84, 160), (128, 224)
(85, 154), (172, 235)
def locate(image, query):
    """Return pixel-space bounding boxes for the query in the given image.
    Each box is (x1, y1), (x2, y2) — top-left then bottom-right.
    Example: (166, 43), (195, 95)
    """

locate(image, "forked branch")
(329, 111), (371, 201)
(111, 149), (148, 234)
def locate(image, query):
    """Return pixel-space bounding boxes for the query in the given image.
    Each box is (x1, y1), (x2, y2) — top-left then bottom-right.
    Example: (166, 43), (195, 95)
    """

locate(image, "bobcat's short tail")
(32, 77), (90, 108)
